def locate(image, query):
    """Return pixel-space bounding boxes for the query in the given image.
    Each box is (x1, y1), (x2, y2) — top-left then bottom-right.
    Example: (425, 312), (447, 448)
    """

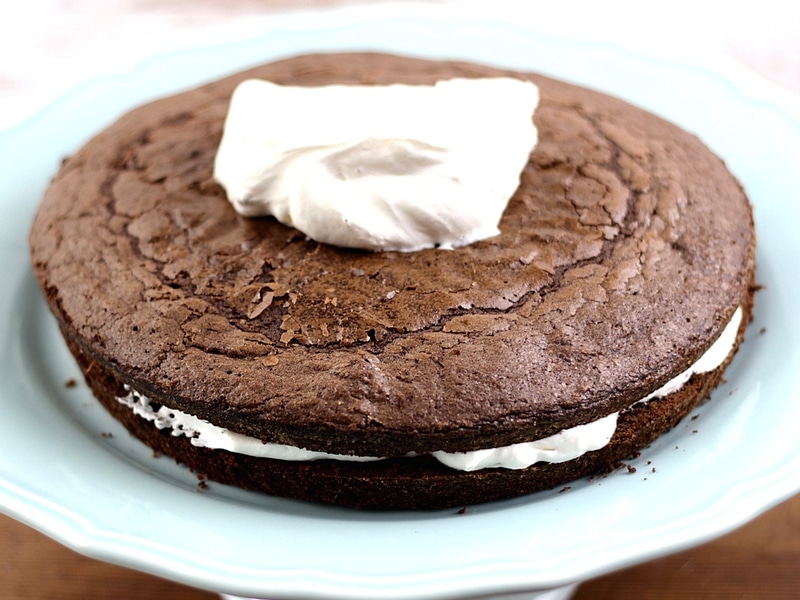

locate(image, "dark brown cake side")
(30, 53), (756, 509)
(63, 294), (751, 510)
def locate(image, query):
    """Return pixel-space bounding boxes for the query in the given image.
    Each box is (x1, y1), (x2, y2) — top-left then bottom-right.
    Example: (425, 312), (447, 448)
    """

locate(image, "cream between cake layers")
(29, 53), (756, 509)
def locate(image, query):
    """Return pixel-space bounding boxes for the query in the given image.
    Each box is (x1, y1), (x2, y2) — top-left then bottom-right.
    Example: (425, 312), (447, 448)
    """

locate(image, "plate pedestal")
(220, 583), (578, 600)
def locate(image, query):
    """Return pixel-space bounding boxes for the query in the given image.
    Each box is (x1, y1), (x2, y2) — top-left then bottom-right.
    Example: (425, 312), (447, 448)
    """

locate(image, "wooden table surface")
(2, 2), (799, 599)
(2, 492), (799, 599)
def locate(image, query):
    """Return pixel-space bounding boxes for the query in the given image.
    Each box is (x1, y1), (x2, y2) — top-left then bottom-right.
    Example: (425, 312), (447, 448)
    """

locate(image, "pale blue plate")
(1, 6), (800, 600)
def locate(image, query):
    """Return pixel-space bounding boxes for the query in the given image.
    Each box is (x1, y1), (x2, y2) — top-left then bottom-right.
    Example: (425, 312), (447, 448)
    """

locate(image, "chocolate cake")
(29, 53), (756, 509)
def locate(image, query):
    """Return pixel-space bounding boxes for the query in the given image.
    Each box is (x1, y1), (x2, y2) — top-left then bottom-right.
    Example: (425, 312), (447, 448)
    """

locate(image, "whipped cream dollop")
(213, 77), (539, 251)
(117, 307), (742, 472)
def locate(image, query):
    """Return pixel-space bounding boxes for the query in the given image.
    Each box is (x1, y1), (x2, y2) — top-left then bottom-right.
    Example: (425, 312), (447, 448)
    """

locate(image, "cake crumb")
(261, 355), (280, 367)
(457, 506), (467, 515)
(247, 289), (275, 319)
(100, 432), (113, 439)
(626, 465), (637, 474)
(558, 486), (572, 493)
(64, 378), (78, 388)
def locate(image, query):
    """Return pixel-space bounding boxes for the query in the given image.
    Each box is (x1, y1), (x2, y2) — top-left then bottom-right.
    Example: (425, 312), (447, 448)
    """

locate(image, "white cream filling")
(117, 307), (741, 471)
(213, 78), (539, 252)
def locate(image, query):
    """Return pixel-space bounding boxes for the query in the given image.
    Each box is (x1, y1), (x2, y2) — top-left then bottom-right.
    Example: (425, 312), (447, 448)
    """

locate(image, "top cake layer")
(29, 53), (755, 458)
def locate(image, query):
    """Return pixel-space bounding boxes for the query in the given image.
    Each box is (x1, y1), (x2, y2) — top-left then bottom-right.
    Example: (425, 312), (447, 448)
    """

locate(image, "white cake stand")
(219, 586), (579, 600)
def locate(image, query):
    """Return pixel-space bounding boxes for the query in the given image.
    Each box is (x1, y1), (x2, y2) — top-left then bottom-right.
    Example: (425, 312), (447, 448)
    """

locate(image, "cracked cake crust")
(30, 53), (755, 469)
